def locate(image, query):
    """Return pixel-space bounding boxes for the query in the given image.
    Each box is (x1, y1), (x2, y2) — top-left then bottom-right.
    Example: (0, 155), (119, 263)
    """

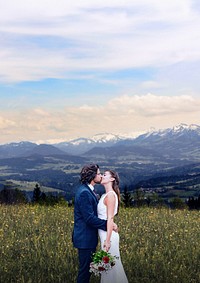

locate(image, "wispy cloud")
(1, 0), (200, 82)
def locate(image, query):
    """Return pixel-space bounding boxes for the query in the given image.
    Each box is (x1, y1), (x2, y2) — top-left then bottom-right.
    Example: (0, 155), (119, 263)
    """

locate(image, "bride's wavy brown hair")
(108, 170), (120, 213)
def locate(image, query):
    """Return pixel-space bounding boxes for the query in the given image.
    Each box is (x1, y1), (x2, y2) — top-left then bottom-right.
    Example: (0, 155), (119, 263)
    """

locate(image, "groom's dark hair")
(80, 164), (99, 184)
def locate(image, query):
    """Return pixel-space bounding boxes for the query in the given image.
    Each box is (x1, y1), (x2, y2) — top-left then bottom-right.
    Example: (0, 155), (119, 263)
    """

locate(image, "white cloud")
(109, 94), (199, 116)
(0, 0), (192, 21)
(0, 116), (16, 129)
(0, 0), (200, 82)
(1, 93), (200, 144)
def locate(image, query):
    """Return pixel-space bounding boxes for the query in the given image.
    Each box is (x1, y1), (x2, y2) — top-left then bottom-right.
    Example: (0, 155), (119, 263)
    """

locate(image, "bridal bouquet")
(89, 250), (117, 276)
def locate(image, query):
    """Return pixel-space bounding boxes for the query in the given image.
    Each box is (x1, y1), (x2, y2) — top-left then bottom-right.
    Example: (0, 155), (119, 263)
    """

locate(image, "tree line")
(0, 183), (69, 206)
(121, 186), (200, 210)
(0, 183), (200, 210)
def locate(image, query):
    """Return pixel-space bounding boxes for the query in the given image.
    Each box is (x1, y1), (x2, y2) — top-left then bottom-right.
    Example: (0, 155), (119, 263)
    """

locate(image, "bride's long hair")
(108, 170), (120, 213)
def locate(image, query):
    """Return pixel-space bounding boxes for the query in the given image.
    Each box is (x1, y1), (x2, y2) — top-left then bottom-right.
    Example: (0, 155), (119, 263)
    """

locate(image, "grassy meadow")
(0, 205), (199, 283)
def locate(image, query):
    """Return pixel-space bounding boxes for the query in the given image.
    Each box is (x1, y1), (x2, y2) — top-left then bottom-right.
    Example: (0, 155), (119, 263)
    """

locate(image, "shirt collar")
(88, 183), (94, 191)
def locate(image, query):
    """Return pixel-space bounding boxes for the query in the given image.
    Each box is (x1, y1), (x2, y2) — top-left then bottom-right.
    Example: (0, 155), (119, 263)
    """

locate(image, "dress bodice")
(97, 191), (118, 220)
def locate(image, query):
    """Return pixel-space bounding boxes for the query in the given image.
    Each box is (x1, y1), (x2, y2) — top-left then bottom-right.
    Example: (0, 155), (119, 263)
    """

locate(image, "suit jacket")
(72, 183), (107, 249)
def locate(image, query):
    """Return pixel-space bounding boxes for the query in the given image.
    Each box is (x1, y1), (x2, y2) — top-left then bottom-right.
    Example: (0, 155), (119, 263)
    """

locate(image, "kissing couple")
(72, 164), (128, 283)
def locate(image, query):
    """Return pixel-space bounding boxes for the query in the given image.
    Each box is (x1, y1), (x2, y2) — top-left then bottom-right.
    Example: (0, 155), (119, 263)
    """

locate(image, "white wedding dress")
(98, 191), (128, 283)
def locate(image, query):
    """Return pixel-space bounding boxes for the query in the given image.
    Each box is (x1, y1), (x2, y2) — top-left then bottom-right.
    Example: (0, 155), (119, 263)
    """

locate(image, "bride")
(98, 170), (128, 283)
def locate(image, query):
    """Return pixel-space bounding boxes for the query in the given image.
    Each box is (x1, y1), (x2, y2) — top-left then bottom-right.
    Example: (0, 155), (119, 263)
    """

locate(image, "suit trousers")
(77, 248), (96, 283)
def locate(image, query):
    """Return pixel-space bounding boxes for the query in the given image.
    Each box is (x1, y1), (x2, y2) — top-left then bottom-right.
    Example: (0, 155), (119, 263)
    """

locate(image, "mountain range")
(1, 123), (200, 162)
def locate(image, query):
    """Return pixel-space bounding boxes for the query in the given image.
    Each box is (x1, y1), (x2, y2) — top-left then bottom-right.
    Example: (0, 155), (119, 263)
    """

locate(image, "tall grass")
(0, 205), (199, 283)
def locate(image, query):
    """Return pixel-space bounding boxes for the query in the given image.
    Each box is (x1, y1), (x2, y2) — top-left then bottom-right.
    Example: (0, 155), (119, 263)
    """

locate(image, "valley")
(0, 124), (200, 202)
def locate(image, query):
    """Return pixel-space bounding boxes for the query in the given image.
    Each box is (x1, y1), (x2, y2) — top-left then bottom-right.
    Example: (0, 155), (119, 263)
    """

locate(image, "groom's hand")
(113, 222), (118, 232)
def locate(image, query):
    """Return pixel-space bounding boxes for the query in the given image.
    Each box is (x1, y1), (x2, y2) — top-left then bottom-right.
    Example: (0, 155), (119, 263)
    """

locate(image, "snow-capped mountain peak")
(91, 133), (123, 143)
(169, 123), (200, 136)
(138, 123), (200, 142)
(70, 138), (94, 146)
(52, 133), (125, 154)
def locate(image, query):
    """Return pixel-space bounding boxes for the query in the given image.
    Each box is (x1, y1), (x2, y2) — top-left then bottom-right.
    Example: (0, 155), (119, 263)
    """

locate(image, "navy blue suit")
(72, 184), (107, 283)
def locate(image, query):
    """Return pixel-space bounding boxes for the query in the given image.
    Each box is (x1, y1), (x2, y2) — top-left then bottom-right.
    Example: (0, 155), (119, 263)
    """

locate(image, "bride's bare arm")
(103, 192), (116, 252)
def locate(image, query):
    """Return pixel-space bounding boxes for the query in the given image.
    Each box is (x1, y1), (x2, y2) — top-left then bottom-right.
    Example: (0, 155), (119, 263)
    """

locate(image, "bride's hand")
(103, 240), (111, 252)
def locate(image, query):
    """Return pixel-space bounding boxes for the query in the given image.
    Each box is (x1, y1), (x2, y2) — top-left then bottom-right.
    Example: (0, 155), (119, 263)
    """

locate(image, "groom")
(72, 164), (117, 283)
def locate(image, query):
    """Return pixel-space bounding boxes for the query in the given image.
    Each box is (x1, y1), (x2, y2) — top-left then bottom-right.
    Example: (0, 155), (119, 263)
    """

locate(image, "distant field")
(6, 179), (62, 193)
(0, 205), (199, 283)
(0, 180), (63, 196)
(1, 153), (200, 201)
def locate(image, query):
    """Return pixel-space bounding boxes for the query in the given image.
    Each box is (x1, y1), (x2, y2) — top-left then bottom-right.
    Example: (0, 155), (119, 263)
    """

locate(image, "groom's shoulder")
(77, 183), (90, 194)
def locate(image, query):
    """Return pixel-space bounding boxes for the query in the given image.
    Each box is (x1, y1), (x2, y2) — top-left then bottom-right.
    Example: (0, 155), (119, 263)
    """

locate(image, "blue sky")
(1, 0), (200, 144)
